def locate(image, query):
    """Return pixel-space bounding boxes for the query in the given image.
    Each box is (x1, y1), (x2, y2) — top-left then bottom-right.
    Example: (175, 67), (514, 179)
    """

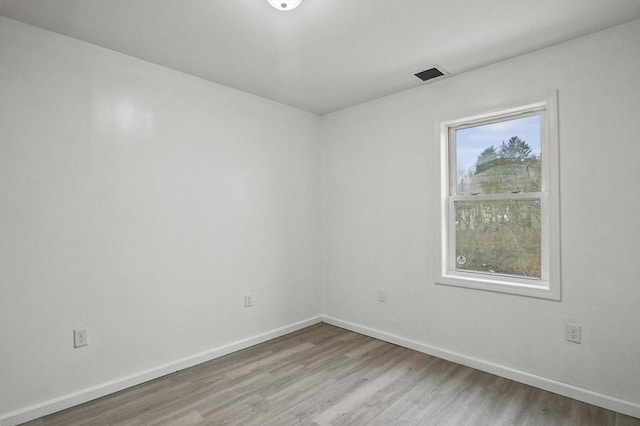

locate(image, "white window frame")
(435, 92), (561, 300)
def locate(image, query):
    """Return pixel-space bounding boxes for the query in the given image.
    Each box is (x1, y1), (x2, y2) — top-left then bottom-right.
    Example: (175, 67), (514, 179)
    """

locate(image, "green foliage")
(475, 146), (498, 174)
(499, 136), (533, 160)
(455, 135), (542, 278)
(463, 136), (541, 195)
(455, 200), (541, 278)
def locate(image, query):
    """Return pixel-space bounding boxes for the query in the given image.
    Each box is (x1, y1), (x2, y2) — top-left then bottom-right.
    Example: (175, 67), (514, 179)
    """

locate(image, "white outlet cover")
(565, 323), (581, 344)
(74, 328), (88, 348)
(244, 294), (253, 307)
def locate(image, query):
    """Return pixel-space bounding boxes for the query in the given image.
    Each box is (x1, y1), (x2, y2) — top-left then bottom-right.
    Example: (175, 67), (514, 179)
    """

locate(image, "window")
(436, 93), (560, 299)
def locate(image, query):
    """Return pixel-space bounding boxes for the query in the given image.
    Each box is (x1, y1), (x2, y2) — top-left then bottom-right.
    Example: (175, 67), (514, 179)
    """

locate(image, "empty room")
(0, 1), (639, 425)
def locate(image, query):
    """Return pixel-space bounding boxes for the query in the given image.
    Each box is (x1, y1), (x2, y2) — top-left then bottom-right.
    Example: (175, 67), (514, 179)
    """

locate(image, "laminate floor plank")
(20, 323), (639, 426)
(325, 354), (439, 426)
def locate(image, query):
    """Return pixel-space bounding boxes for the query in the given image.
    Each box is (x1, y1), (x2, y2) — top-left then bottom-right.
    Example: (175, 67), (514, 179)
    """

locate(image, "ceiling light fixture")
(267, 0), (302, 11)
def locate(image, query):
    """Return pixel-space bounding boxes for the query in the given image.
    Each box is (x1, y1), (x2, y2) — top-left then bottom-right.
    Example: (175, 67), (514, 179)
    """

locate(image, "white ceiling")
(1, 0), (639, 115)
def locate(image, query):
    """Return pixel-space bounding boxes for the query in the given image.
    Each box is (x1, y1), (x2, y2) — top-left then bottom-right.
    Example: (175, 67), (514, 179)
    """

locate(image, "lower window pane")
(454, 199), (541, 278)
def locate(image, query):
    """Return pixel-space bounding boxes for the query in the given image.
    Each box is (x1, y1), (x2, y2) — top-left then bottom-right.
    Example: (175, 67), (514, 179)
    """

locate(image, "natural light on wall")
(93, 96), (156, 138)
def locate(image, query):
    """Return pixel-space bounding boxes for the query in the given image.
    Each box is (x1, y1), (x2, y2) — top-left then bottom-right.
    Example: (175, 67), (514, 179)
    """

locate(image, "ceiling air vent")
(414, 67), (446, 82)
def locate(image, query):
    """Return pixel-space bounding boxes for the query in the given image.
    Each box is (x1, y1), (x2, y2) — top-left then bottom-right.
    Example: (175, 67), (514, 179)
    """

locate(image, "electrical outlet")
(244, 293), (253, 308)
(74, 328), (88, 348)
(378, 288), (386, 303)
(565, 323), (581, 344)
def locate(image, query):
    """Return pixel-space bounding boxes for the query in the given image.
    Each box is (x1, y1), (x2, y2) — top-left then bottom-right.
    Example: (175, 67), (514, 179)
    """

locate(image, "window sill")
(436, 273), (560, 300)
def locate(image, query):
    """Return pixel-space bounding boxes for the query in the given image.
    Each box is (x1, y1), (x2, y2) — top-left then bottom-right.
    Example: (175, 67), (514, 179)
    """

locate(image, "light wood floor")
(22, 323), (639, 426)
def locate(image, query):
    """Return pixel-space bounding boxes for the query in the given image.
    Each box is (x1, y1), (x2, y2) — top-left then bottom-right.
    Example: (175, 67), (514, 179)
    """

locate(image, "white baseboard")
(3, 315), (637, 425)
(320, 315), (640, 419)
(0, 316), (322, 426)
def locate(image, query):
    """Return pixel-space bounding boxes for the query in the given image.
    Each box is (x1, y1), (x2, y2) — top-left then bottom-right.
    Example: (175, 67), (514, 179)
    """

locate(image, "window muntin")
(437, 95), (560, 299)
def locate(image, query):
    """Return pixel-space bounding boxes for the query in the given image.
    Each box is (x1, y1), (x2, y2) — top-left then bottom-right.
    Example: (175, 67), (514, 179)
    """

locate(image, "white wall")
(1, 14), (639, 424)
(321, 19), (640, 413)
(0, 17), (320, 419)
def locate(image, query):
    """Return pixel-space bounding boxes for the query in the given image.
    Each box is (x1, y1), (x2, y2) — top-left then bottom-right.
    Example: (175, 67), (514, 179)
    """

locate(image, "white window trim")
(435, 92), (561, 300)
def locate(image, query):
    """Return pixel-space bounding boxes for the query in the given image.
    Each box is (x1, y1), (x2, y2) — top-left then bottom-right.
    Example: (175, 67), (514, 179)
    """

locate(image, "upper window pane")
(455, 115), (542, 195)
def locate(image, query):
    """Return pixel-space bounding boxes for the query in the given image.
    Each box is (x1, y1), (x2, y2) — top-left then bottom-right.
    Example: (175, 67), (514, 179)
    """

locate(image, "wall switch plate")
(74, 328), (88, 348)
(565, 323), (581, 344)
(244, 293), (253, 307)
(378, 288), (386, 303)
